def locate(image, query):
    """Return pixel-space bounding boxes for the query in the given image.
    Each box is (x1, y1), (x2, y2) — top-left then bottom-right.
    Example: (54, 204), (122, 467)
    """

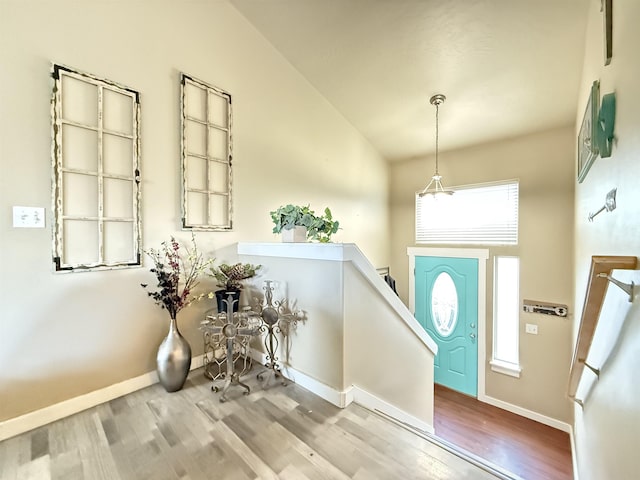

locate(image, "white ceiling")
(230, 0), (589, 162)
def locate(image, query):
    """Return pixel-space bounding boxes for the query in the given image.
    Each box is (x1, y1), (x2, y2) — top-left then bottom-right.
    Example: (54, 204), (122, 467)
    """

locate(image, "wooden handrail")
(568, 255), (637, 401)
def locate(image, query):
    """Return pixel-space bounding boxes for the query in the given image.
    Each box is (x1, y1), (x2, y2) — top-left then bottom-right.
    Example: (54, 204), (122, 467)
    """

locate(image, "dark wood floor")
(433, 384), (573, 480)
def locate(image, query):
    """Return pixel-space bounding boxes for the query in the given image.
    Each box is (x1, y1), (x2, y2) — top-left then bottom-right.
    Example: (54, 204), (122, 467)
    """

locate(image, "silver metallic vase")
(156, 315), (191, 392)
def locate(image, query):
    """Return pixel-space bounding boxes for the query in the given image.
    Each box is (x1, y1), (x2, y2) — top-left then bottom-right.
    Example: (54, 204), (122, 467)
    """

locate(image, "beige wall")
(239, 244), (436, 430)
(389, 126), (575, 423)
(0, 0), (389, 422)
(573, 1), (640, 478)
(343, 263), (435, 427)
(240, 255), (346, 390)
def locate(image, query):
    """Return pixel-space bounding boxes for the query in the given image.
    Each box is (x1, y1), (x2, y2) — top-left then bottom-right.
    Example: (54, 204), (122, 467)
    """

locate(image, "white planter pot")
(282, 226), (307, 243)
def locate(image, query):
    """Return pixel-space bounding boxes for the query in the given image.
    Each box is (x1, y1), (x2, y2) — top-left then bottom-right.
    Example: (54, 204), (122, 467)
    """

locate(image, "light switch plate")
(525, 323), (538, 335)
(13, 206), (45, 228)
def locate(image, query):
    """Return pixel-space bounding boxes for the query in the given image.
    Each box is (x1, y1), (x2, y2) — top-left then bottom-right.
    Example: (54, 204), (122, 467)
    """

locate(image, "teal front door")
(415, 256), (478, 396)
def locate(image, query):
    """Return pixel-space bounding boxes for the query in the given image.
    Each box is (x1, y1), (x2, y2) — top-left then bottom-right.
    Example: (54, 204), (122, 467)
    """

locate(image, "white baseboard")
(351, 385), (435, 435)
(248, 349), (349, 408)
(569, 426), (579, 480)
(249, 349), (434, 434)
(0, 354), (205, 442)
(478, 393), (572, 433)
(2, 345), (573, 476)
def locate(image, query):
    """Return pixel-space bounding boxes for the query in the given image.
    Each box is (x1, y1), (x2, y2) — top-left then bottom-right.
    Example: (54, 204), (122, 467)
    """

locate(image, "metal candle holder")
(201, 293), (261, 402)
(256, 280), (300, 387)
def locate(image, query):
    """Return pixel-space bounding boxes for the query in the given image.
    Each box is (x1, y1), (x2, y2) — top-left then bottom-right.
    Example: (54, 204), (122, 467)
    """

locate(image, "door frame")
(408, 247), (489, 400)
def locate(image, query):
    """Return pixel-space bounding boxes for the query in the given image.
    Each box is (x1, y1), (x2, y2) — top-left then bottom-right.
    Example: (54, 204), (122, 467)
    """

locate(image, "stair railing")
(568, 255), (637, 406)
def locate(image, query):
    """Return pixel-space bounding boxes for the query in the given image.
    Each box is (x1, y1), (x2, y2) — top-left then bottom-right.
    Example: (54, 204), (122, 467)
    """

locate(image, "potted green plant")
(306, 207), (340, 243)
(208, 262), (262, 312)
(270, 204), (339, 243)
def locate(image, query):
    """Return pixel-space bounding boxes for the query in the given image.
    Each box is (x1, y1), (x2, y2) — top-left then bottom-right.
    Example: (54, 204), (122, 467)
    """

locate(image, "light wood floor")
(434, 384), (573, 480)
(0, 368), (514, 480)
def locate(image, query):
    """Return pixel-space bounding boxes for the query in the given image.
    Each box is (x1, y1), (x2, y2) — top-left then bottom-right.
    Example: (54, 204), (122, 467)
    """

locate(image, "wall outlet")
(13, 206), (45, 228)
(525, 323), (538, 335)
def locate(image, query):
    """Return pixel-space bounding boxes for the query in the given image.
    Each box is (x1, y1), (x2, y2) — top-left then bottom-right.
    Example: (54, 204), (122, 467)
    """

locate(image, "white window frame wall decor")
(180, 73), (233, 230)
(51, 64), (141, 272)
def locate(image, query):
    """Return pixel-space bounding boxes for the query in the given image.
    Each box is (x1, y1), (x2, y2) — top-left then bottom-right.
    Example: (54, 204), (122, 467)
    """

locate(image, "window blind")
(416, 180), (519, 245)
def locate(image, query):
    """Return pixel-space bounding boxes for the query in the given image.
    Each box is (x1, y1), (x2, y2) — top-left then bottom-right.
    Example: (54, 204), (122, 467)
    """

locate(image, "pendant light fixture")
(418, 94), (454, 197)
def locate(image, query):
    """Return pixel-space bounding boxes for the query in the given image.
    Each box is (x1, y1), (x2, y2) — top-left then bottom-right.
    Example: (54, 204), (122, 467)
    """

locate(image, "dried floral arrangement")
(141, 235), (214, 319)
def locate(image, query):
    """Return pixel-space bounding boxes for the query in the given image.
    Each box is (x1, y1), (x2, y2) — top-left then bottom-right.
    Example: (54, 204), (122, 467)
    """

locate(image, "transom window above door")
(416, 179), (519, 245)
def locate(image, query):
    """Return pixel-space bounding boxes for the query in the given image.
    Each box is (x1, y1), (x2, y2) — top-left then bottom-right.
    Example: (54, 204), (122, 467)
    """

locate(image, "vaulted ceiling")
(231, 0), (589, 161)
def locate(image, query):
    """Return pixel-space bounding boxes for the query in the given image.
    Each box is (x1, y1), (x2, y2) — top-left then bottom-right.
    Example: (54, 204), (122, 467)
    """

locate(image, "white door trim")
(408, 247), (489, 400)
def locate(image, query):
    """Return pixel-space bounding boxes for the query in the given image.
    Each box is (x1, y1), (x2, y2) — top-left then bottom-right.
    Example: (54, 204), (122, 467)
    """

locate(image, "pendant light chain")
(418, 93), (453, 197)
(434, 100), (440, 176)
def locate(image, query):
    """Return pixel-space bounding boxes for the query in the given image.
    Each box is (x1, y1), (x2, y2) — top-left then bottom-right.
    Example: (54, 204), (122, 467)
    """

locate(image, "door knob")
(469, 333), (476, 339)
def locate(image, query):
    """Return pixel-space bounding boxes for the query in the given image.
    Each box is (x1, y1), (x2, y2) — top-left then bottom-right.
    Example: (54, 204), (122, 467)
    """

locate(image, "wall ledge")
(238, 242), (438, 354)
(238, 242), (349, 261)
